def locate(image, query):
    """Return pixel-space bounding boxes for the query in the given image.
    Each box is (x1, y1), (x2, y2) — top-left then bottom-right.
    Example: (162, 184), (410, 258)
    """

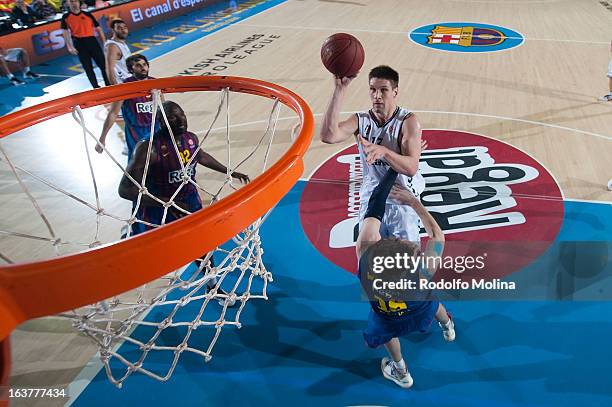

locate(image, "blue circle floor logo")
(409, 22), (524, 53)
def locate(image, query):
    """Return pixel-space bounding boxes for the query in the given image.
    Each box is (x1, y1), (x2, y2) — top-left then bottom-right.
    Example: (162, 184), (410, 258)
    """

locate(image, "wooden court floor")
(2, 0), (611, 405)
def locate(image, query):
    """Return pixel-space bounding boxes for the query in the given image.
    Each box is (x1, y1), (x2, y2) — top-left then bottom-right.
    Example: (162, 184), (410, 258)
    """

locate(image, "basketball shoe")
(381, 357), (413, 388)
(439, 314), (456, 342)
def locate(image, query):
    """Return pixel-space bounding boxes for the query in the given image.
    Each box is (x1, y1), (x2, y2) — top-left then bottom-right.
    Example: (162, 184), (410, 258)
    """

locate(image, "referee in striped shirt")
(61, 0), (110, 88)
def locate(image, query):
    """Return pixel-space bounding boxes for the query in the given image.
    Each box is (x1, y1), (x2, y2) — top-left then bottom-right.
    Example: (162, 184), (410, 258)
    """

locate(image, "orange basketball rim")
(0, 76), (314, 341)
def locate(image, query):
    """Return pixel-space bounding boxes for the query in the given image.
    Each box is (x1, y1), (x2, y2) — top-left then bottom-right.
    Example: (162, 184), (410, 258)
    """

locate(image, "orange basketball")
(320, 33), (365, 78)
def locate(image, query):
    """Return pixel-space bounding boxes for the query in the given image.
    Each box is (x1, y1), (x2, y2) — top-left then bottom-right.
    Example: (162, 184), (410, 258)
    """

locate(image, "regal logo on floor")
(299, 130), (563, 278)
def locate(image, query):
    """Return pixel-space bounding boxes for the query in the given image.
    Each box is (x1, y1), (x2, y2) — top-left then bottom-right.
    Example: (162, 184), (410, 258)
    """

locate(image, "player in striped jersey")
(320, 65), (426, 244)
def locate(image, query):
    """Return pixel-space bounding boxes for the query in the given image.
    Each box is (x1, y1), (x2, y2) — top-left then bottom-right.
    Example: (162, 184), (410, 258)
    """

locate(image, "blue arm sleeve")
(363, 168), (398, 221)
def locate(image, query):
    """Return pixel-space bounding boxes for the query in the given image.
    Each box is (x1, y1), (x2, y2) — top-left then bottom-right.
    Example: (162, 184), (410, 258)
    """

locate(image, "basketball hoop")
(0, 76), (313, 386)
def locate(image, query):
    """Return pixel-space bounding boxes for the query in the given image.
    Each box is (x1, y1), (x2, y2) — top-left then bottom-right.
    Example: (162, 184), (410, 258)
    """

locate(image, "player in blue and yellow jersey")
(97, 54), (158, 159)
(356, 165), (455, 389)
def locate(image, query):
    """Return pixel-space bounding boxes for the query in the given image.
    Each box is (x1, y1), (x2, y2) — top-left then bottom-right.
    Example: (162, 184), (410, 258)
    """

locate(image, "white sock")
(23, 66), (30, 74)
(394, 358), (407, 373)
(441, 318), (452, 329)
(7, 73), (14, 79)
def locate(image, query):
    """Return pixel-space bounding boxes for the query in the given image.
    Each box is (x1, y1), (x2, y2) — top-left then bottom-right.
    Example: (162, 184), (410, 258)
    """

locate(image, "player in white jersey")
(320, 65), (426, 242)
(104, 19), (131, 85)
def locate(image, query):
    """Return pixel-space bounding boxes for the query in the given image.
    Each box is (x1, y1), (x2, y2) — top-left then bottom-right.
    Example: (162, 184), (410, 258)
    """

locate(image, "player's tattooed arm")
(390, 186), (445, 277)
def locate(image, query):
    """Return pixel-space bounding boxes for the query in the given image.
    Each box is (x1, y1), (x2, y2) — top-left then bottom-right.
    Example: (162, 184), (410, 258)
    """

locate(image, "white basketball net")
(0, 86), (295, 387)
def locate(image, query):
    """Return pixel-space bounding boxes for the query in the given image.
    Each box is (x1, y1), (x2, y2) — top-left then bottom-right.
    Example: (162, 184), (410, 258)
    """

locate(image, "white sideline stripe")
(38, 74), (74, 78)
(564, 198), (612, 206)
(239, 23), (610, 45)
(413, 110), (612, 141)
(66, 352), (112, 406)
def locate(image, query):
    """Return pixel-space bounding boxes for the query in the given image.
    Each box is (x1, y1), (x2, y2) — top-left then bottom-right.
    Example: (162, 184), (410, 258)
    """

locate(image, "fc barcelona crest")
(410, 22), (524, 53)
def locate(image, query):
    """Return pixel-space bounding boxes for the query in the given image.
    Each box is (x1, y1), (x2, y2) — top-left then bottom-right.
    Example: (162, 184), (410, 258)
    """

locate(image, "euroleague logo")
(299, 130), (564, 277)
(409, 22), (524, 53)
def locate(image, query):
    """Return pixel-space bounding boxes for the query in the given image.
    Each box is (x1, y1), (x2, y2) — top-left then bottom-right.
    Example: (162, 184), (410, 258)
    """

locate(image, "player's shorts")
(125, 124), (151, 160)
(1, 48), (24, 63)
(607, 58), (612, 78)
(363, 300), (439, 348)
(359, 200), (422, 243)
(131, 193), (202, 236)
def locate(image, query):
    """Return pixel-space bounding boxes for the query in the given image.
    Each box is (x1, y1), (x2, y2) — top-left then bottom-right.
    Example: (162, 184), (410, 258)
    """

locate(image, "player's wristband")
(364, 168), (398, 221)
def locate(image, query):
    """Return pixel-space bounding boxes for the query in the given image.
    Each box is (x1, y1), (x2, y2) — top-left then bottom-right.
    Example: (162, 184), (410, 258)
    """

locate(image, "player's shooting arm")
(390, 186), (445, 277)
(196, 150), (249, 184)
(96, 100), (122, 153)
(320, 78), (358, 144)
(356, 167), (398, 258)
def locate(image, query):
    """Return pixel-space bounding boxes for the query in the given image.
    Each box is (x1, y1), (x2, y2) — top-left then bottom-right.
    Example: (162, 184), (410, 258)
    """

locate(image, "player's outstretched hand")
(390, 185), (419, 206)
(232, 172), (250, 184)
(95, 140), (105, 154)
